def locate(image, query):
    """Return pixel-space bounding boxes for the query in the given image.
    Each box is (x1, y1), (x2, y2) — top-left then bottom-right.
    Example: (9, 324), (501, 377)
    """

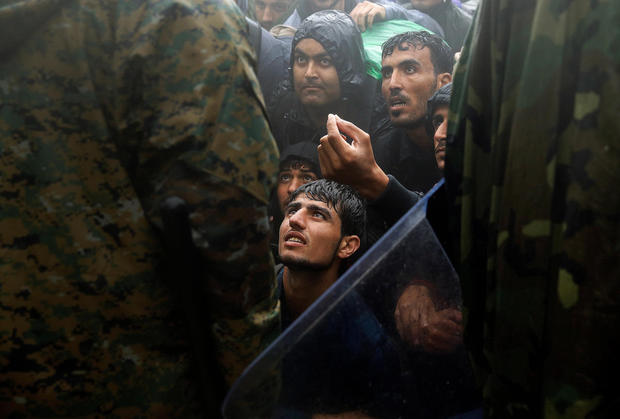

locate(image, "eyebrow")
(285, 201), (332, 220)
(293, 48), (331, 60)
(306, 204), (332, 220)
(285, 201), (301, 213)
(398, 58), (421, 68)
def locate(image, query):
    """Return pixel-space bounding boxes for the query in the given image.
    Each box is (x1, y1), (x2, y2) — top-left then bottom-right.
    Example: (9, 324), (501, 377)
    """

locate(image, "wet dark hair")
(289, 179), (365, 237)
(381, 31), (452, 75)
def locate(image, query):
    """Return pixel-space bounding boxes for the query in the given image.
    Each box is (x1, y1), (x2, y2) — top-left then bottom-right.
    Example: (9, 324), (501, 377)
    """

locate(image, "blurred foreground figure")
(446, 0), (620, 416)
(0, 0), (279, 416)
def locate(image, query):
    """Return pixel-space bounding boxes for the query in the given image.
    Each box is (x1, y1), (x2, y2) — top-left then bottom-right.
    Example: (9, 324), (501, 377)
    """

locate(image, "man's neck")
(283, 264), (339, 319)
(305, 102), (343, 129)
(405, 124), (434, 152)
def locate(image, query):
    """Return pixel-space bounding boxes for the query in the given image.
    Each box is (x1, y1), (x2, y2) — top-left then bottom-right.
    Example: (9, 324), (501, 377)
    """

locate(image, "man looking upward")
(276, 180), (405, 418)
(278, 180), (363, 319)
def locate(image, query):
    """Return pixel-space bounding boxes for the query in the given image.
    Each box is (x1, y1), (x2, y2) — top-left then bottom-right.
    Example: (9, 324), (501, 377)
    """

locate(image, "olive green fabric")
(446, 0), (620, 417)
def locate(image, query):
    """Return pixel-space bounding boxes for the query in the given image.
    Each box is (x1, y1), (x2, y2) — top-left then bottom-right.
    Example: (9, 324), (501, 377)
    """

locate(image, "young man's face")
(293, 38), (341, 109)
(277, 163), (319, 212)
(254, 0), (290, 30)
(431, 105), (449, 171)
(381, 45), (443, 129)
(279, 195), (343, 271)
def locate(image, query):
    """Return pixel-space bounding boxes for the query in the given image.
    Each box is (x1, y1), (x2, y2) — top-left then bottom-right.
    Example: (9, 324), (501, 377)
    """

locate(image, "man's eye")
(295, 56), (306, 64)
(381, 69), (392, 79)
(313, 211), (325, 219)
(279, 173), (291, 182)
(286, 208), (298, 216)
(405, 65), (416, 74)
(303, 174), (317, 182)
(274, 4), (288, 12)
(320, 58), (332, 66)
(432, 115), (444, 129)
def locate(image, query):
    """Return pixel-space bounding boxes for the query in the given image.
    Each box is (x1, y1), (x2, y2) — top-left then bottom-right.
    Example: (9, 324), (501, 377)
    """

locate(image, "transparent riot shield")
(223, 180), (479, 418)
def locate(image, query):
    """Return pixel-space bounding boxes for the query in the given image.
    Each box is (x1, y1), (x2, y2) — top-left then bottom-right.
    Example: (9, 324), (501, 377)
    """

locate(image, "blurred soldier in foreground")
(0, 0), (279, 416)
(445, 0), (620, 416)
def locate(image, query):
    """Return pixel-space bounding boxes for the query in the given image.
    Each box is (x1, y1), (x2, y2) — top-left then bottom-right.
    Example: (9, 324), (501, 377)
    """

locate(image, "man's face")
(293, 38), (341, 109)
(277, 163), (319, 212)
(431, 105), (449, 171)
(254, 0), (291, 30)
(279, 195), (343, 271)
(306, 0), (345, 14)
(381, 45), (439, 129)
(409, 0), (443, 11)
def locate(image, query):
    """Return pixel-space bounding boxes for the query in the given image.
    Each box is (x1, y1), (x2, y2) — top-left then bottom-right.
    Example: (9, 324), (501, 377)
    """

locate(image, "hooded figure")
(268, 10), (393, 154)
(290, 10), (367, 102)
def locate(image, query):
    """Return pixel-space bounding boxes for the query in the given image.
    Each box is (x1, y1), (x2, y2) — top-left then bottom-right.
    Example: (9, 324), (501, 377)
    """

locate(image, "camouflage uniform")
(0, 0), (279, 416)
(445, 0), (620, 417)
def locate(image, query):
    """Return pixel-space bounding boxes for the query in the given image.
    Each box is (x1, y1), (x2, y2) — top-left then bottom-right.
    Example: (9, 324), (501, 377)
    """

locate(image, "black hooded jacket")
(268, 10), (393, 153)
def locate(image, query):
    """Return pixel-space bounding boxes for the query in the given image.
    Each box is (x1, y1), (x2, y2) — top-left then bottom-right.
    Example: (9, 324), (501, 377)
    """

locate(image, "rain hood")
(291, 10), (367, 100)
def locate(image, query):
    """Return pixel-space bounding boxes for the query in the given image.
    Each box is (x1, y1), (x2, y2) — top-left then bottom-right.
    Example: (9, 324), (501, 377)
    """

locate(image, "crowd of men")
(1, 0), (618, 418)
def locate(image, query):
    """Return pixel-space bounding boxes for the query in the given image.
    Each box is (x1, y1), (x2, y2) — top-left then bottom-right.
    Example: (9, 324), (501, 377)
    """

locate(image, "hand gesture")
(318, 114), (389, 200)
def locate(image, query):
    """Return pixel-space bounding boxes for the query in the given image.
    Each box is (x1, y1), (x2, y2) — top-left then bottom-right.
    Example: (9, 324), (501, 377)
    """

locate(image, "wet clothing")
(276, 271), (404, 418)
(269, 76), (392, 152)
(284, 0), (445, 37)
(0, 0), (279, 416)
(375, 129), (443, 194)
(401, 0), (472, 53)
(445, 0), (620, 416)
(269, 10), (394, 155)
(247, 17), (292, 101)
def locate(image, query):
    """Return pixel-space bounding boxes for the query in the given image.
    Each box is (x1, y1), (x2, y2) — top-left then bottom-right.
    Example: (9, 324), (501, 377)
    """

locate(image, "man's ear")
(337, 235), (361, 260)
(437, 72), (452, 88)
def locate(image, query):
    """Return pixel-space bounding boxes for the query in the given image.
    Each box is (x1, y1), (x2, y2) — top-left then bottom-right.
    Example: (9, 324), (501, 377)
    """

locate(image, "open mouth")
(284, 231), (306, 245)
(389, 98), (407, 108)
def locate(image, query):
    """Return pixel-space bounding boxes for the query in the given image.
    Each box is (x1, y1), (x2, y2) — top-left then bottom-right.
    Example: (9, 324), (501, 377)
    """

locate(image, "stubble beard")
(390, 79), (438, 130)
(280, 242), (340, 273)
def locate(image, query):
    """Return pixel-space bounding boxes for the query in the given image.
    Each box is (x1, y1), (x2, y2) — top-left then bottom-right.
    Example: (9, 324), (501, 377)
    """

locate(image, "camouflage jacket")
(446, 0), (620, 417)
(0, 0), (279, 416)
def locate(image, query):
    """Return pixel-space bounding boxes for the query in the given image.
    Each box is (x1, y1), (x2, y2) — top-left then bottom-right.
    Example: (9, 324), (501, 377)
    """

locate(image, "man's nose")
(304, 61), (318, 79)
(387, 70), (404, 92)
(435, 120), (448, 141)
(287, 177), (303, 194)
(263, 7), (274, 22)
(288, 208), (306, 229)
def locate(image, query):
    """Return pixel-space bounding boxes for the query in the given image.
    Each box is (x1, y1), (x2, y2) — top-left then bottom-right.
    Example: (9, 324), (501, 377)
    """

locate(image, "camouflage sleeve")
(114, 0), (280, 387)
(446, 0), (620, 417)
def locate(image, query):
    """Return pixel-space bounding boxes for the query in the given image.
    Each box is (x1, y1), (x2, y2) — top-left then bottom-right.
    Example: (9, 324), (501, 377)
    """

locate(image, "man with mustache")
(318, 31), (452, 221)
(268, 10), (393, 156)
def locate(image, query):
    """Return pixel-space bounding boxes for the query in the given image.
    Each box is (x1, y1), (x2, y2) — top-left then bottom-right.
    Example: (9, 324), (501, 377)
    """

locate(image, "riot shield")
(223, 180), (479, 418)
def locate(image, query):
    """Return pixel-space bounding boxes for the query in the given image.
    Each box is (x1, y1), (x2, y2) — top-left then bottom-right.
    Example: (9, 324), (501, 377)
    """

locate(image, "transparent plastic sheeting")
(223, 180), (477, 418)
